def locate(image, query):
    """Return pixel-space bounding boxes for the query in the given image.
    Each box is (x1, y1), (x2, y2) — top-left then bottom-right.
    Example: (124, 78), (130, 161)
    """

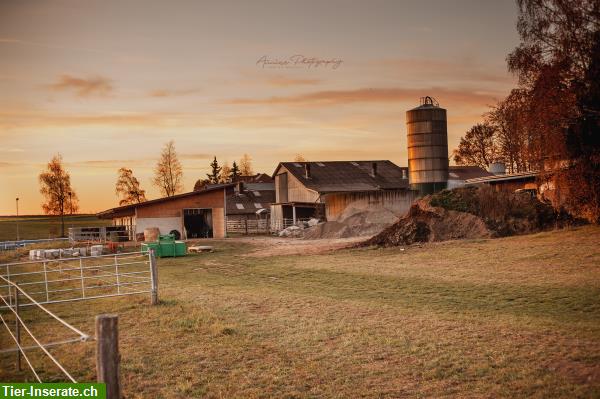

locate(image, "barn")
(97, 184), (231, 239)
(270, 161), (417, 231)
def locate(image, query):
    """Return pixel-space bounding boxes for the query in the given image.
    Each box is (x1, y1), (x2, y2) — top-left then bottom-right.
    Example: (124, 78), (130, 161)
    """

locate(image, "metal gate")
(0, 251), (157, 309)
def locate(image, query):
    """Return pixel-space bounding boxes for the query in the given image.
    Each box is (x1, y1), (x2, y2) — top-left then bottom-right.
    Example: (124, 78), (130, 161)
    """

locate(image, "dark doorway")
(183, 208), (213, 238)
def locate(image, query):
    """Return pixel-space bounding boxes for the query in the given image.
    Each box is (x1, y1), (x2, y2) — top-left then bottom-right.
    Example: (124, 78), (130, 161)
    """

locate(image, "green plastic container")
(174, 241), (187, 256)
(160, 241), (175, 257)
(142, 236), (186, 258)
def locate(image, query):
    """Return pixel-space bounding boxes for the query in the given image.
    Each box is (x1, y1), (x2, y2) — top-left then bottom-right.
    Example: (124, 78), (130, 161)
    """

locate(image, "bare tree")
(487, 90), (532, 173)
(239, 153), (254, 176)
(39, 154), (80, 237)
(453, 123), (498, 169)
(115, 167), (147, 205)
(153, 140), (184, 197)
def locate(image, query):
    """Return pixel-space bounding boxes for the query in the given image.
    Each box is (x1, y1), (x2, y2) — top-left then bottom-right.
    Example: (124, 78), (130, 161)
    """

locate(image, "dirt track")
(230, 236), (364, 257)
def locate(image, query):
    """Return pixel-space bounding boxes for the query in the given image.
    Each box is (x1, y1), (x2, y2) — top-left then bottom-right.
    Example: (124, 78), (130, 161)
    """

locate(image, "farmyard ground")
(1, 226), (599, 398)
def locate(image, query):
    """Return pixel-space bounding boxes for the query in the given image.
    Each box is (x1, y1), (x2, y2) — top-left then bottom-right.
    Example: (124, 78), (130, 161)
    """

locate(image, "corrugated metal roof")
(465, 171), (538, 184)
(273, 161), (410, 193)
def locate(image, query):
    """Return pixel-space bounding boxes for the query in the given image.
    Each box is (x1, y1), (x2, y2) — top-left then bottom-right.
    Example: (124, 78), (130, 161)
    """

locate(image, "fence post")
(96, 314), (120, 399)
(149, 250), (158, 305)
(14, 283), (21, 371)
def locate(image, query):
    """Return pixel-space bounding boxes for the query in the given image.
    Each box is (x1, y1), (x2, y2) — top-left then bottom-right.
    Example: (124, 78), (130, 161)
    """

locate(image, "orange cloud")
(225, 87), (501, 107)
(148, 88), (202, 97)
(47, 74), (114, 97)
(0, 107), (195, 130)
(266, 75), (321, 87)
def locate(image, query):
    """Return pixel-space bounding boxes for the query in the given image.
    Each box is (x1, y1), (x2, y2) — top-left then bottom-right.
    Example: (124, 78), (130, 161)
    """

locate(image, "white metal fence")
(0, 277), (91, 382)
(68, 226), (135, 243)
(0, 251), (158, 384)
(0, 251), (156, 309)
(0, 238), (69, 251)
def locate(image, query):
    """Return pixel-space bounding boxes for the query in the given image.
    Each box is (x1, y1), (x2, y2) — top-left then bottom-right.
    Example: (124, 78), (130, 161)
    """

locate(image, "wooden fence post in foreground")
(149, 249), (158, 305)
(96, 314), (120, 399)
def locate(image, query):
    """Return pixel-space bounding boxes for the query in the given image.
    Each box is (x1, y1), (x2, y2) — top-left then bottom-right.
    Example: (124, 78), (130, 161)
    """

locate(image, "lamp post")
(15, 197), (19, 241)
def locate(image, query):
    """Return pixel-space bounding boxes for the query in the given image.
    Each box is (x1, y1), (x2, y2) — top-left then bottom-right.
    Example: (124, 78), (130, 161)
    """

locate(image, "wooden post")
(149, 250), (158, 305)
(14, 284), (21, 371)
(96, 314), (120, 399)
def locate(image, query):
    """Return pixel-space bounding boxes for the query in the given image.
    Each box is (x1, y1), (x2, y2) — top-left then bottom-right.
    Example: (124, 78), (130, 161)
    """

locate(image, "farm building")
(447, 166), (494, 189)
(226, 182), (275, 234)
(270, 161), (418, 230)
(97, 184), (232, 239)
(464, 171), (539, 193)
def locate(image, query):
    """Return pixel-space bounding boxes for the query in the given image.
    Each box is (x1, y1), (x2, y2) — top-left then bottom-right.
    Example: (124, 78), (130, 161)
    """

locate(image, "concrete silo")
(406, 96), (449, 194)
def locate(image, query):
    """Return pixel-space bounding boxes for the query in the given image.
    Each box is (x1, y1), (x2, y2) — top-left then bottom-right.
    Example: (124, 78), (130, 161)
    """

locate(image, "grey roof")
(227, 189), (276, 215)
(273, 161), (410, 193)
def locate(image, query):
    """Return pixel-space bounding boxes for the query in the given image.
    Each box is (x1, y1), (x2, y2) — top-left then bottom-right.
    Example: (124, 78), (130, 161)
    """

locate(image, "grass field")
(0, 215), (111, 241)
(1, 226), (599, 398)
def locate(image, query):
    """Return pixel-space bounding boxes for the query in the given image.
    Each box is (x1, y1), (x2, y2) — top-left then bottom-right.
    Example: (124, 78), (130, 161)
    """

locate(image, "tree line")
(37, 139), (262, 236)
(453, 0), (599, 222)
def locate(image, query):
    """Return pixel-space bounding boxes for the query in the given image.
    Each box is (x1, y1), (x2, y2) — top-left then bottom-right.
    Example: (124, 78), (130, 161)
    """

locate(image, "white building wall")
(135, 217), (182, 236)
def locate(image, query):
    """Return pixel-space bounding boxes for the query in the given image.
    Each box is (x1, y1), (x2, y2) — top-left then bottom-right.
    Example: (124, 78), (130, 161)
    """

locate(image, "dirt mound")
(303, 207), (399, 239)
(364, 200), (491, 247)
(363, 186), (582, 247)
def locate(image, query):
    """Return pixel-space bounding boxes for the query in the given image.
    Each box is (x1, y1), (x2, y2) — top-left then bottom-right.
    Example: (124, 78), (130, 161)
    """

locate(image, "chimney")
(235, 181), (244, 194)
(402, 168), (407, 179)
(371, 162), (378, 177)
(304, 163), (311, 179)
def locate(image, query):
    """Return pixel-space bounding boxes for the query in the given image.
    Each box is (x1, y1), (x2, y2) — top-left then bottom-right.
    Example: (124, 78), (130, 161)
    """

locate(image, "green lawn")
(0, 215), (110, 241)
(1, 226), (599, 398)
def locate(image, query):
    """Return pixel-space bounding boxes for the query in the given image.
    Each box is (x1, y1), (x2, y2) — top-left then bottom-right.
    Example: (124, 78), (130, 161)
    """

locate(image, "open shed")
(97, 184), (232, 239)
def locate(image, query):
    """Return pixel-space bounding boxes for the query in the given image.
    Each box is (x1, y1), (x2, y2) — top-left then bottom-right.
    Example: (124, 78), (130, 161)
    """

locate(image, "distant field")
(0, 215), (111, 241)
(1, 226), (599, 398)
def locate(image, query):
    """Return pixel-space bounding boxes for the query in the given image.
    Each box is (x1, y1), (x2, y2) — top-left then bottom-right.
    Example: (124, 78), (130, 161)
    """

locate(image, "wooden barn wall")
(275, 166), (320, 203)
(131, 189), (226, 238)
(324, 190), (418, 221)
(135, 190), (224, 218)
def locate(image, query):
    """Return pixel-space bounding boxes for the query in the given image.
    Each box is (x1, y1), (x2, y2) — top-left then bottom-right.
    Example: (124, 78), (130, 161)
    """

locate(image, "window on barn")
(235, 203), (244, 210)
(254, 203), (262, 209)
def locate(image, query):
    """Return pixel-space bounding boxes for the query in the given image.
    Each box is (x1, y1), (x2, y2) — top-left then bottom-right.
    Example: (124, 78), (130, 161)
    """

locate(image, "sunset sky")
(0, 0), (519, 215)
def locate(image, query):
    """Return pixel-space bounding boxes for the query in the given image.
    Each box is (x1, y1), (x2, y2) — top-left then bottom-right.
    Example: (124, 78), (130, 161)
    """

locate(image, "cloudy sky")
(0, 0), (519, 214)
